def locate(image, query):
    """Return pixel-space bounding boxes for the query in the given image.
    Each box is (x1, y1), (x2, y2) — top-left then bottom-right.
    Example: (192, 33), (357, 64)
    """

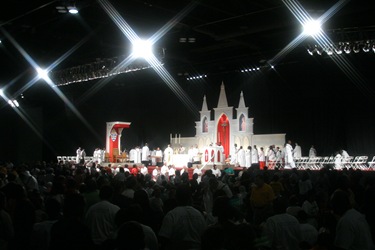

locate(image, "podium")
(106, 121), (131, 163)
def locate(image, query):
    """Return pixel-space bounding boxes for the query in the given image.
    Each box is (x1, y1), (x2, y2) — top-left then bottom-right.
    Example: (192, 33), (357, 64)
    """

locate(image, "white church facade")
(173, 82), (285, 166)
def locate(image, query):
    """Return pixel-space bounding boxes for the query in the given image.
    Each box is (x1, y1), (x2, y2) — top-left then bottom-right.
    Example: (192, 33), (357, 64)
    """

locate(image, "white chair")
(368, 156), (375, 169)
(57, 156), (62, 162)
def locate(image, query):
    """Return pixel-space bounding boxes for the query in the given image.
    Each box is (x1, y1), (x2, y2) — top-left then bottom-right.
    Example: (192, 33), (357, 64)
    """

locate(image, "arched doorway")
(217, 114), (230, 158)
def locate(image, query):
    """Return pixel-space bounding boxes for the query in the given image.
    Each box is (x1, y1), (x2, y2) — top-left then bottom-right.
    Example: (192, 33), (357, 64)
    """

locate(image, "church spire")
(201, 95), (208, 111)
(217, 81), (228, 108)
(238, 91), (246, 108)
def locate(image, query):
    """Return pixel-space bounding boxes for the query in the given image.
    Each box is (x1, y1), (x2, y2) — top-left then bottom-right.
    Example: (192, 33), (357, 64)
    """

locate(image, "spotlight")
(132, 39), (153, 59)
(68, 6), (78, 14)
(303, 19), (322, 36)
(372, 43), (375, 53)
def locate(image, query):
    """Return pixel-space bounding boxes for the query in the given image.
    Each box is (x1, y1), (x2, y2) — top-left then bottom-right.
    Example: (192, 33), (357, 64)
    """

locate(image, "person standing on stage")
(237, 146), (245, 167)
(267, 145), (276, 169)
(285, 140), (296, 169)
(251, 145), (259, 169)
(155, 147), (163, 166)
(164, 145), (173, 166)
(76, 147), (82, 164)
(258, 147), (265, 170)
(134, 146), (141, 164)
(141, 143), (150, 166)
(230, 144), (238, 165)
(129, 147), (135, 163)
(245, 146), (252, 168)
(293, 143), (302, 159)
(309, 145), (317, 158)
(80, 149), (86, 164)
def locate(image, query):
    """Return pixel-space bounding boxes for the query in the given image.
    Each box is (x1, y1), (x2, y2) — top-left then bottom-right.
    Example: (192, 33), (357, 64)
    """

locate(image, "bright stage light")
(303, 19), (322, 36)
(36, 67), (49, 81)
(0, 89), (3, 96)
(68, 6), (78, 14)
(132, 39), (153, 59)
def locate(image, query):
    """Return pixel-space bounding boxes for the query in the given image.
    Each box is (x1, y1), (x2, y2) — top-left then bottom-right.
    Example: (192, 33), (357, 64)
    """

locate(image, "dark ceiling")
(1, 0), (375, 161)
(1, 0), (374, 83)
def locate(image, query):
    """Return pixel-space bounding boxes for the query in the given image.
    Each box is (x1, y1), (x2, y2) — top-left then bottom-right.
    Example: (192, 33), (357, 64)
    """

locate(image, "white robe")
(134, 148), (141, 164)
(129, 149), (136, 162)
(237, 148), (245, 167)
(245, 149), (251, 168)
(141, 146), (150, 161)
(293, 145), (302, 158)
(164, 146), (173, 165)
(309, 147), (317, 158)
(230, 146), (238, 164)
(251, 148), (259, 164)
(76, 148), (82, 163)
(285, 143), (296, 168)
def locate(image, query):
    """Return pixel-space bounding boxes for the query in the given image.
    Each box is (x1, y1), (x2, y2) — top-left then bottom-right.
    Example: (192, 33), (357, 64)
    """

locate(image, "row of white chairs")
(57, 156), (94, 163)
(294, 156), (375, 170)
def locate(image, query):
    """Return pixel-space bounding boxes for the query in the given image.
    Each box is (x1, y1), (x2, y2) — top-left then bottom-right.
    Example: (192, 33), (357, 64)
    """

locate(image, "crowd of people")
(0, 157), (374, 250)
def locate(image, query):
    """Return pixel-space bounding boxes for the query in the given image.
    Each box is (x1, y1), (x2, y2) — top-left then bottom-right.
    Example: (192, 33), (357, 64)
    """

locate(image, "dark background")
(0, 0), (374, 163)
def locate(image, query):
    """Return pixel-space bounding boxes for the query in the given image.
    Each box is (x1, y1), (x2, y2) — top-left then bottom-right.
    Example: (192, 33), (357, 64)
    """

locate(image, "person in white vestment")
(160, 163), (169, 176)
(334, 151), (342, 169)
(155, 147), (163, 166)
(141, 143), (150, 166)
(230, 144), (238, 165)
(129, 148), (136, 163)
(193, 166), (203, 183)
(285, 141), (296, 169)
(134, 146), (141, 164)
(152, 167), (160, 181)
(293, 143), (302, 159)
(245, 146), (252, 168)
(140, 164), (149, 176)
(251, 145), (259, 168)
(164, 145), (174, 166)
(192, 144), (200, 163)
(258, 147), (266, 170)
(267, 145), (276, 169)
(275, 146), (283, 168)
(211, 164), (221, 178)
(237, 146), (246, 167)
(76, 147), (82, 164)
(308, 145), (317, 158)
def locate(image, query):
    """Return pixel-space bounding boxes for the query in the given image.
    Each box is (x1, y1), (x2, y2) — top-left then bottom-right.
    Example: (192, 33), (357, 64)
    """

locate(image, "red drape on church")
(217, 114), (230, 158)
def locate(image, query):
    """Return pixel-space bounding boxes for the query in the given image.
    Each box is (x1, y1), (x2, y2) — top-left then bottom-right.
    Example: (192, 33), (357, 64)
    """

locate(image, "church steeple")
(217, 82), (228, 108)
(238, 91), (246, 108)
(201, 95), (208, 111)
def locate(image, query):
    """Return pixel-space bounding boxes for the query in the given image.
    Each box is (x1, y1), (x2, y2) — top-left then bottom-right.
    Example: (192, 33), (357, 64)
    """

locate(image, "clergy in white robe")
(245, 146), (252, 168)
(237, 146), (246, 167)
(309, 146), (317, 158)
(285, 141), (296, 169)
(164, 145), (174, 165)
(251, 146), (259, 167)
(129, 148), (136, 162)
(141, 143), (150, 165)
(134, 147), (141, 164)
(293, 143), (302, 158)
(267, 146), (276, 169)
(230, 144), (238, 164)
(76, 147), (82, 163)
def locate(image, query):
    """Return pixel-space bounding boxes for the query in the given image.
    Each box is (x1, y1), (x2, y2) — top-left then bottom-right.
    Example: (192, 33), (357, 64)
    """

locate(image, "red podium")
(106, 121), (131, 163)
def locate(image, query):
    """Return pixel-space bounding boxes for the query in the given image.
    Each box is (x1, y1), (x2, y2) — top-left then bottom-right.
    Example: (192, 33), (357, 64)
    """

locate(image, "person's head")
(254, 174), (265, 187)
(116, 221), (145, 250)
(99, 185), (114, 200)
(175, 184), (192, 206)
(331, 190), (351, 216)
